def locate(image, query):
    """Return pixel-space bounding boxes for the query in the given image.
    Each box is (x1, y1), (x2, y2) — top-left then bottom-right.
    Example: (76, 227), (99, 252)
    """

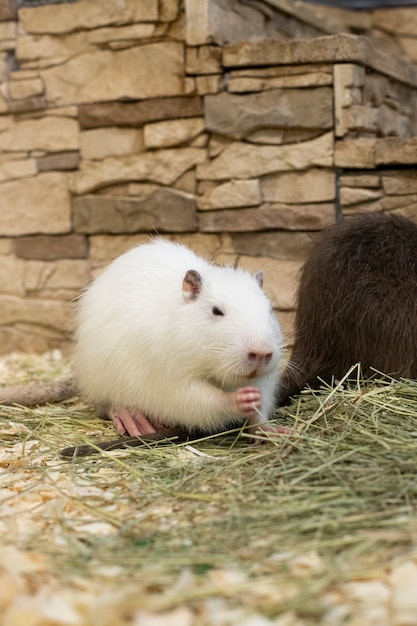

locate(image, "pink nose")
(248, 351), (273, 366)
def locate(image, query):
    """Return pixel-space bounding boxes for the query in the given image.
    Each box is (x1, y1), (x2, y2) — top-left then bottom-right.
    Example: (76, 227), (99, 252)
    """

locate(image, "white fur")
(73, 239), (283, 432)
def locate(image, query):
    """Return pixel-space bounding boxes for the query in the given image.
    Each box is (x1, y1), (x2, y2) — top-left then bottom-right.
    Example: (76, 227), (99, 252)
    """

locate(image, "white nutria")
(73, 239), (284, 439)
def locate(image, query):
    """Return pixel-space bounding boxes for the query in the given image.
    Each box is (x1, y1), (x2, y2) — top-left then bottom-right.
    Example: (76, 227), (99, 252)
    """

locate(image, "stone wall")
(0, 0), (417, 353)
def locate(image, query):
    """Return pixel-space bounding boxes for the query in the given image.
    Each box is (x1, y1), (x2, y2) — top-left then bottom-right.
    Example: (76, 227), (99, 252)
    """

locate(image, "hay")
(1, 355), (417, 624)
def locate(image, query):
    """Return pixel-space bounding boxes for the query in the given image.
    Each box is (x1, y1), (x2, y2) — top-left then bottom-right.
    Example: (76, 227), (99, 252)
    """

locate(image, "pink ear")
(182, 270), (202, 302)
(255, 271), (263, 289)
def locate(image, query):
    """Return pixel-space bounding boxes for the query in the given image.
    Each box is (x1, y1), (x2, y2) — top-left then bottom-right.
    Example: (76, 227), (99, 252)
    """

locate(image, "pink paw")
(108, 406), (162, 437)
(234, 386), (262, 418)
(248, 421), (292, 444)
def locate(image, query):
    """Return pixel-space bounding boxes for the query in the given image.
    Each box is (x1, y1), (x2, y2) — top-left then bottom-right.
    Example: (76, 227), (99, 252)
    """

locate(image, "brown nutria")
(277, 211), (417, 404)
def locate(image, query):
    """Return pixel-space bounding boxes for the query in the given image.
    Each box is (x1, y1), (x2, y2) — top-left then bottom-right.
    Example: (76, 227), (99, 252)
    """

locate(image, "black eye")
(212, 306), (224, 316)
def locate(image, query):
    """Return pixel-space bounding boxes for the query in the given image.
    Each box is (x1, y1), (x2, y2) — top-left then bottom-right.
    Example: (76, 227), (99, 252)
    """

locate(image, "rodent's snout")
(248, 351), (273, 366)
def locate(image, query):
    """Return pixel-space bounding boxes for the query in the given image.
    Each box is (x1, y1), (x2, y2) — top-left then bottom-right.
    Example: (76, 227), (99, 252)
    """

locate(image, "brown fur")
(277, 212), (417, 404)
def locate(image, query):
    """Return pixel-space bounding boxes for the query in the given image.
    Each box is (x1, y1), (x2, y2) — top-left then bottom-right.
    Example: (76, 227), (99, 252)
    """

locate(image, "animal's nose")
(248, 351), (273, 366)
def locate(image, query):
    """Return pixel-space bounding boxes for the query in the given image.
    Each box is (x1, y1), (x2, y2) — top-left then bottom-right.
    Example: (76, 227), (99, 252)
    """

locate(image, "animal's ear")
(255, 271), (263, 289)
(183, 270), (202, 302)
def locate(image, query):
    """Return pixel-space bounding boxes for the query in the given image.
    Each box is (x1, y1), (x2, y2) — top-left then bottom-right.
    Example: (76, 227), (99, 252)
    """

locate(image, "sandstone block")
(0, 295), (71, 333)
(184, 0), (211, 45)
(71, 148), (206, 194)
(197, 132), (333, 180)
(14, 235), (88, 260)
(42, 43), (184, 105)
(223, 35), (417, 88)
(186, 45), (222, 75)
(237, 256), (302, 310)
(88, 24), (156, 45)
(24, 259), (89, 296)
(8, 77), (44, 100)
(37, 151), (80, 172)
(143, 118), (205, 149)
(334, 139), (376, 169)
(230, 231), (316, 261)
(199, 203), (335, 232)
(80, 128), (144, 160)
(0, 158), (37, 183)
(0, 256), (25, 296)
(0, 173), (71, 236)
(261, 169), (335, 204)
(333, 63), (365, 138)
(17, 32), (91, 64)
(340, 187), (383, 206)
(195, 75), (222, 95)
(373, 8), (417, 37)
(198, 179), (261, 210)
(246, 129), (322, 145)
(19, 0), (158, 35)
(375, 138), (417, 165)
(205, 89), (333, 140)
(339, 174), (381, 188)
(0, 1), (16, 20)
(0, 325), (68, 355)
(0, 116), (78, 152)
(73, 188), (197, 234)
(381, 172), (417, 195)
(7, 97), (46, 114)
(228, 64), (333, 92)
(78, 96), (204, 129)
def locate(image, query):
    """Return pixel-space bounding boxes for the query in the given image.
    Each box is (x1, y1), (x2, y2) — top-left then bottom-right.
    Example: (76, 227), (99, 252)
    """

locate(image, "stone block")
(37, 151), (80, 172)
(373, 8), (417, 37)
(199, 203), (335, 232)
(197, 132), (333, 180)
(195, 75), (222, 95)
(246, 129), (323, 146)
(0, 255), (25, 296)
(186, 45), (222, 75)
(8, 77), (44, 100)
(143, 118), (205, 149)
(381, 172), (417, 195)
(17, 32), (91, 64)
(340, 187), (383, 206)
(375, 138), (417, 165)
(334, 139), (376, 169)
(19, 0), (158, 35)
(261, 169), (335, 204)
(7, 97), (46, 114)
(80, 128), (144, 160)
(230, 231), (316, 261)
(0, 295), (71, 333)
(24, 259), (89, 297)
(228, 64), (333, 92)
(71, 148), (206, 194)
(0, 116), (78, 152)
(88, 24), (156, 45)
(223, 35), (417, 88)
(204, 89), (333, 140)
(0, 1), (16, 20)
(0, 158), (37, 183)
(339, 174), (381, 188)
(0, 173), (71, 236)
(184, 0), (211, 45)
(42, 43), (184, 105)
(237, 256), (302, 310)
(198, 179), (261, 210)
(73, 188), (197, 234)
(14, 235), (88, 260)
(78, 96), (204, 129)
(333, 63), (365, 138)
